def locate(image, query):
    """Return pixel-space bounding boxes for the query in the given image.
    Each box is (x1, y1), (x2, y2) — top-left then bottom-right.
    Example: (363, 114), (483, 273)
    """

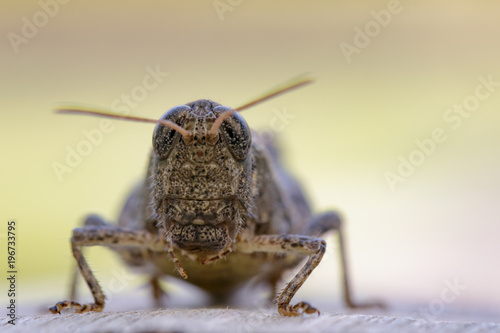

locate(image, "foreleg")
(49, 226), (165, 314)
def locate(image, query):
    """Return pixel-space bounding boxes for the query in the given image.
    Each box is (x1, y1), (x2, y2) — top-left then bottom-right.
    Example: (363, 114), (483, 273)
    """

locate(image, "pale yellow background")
(1, 0), (499, 318)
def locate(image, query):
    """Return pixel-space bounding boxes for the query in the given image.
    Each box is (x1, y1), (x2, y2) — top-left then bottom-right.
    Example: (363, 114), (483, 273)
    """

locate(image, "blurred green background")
(1, 0), (499, 317)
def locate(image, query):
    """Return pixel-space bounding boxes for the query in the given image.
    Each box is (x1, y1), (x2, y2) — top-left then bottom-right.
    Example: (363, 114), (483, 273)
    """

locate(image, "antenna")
(56, 76), (315, 136)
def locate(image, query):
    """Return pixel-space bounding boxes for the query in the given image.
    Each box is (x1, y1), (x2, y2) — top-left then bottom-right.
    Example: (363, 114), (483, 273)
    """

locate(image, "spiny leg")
(238, 234), (326, 317)
(49, 226), (165, 314)
(69, 215), (111, 301)
(50, 241), (106, 313)
(69, 265), (79, 301)
(306, 211), (384, 309)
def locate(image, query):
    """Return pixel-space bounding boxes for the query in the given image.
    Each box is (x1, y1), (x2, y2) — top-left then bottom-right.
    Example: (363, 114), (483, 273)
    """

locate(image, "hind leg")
(304, 211), (384, 309)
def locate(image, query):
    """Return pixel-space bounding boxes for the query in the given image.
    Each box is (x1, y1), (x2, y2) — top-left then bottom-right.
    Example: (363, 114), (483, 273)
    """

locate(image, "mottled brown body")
(50, 94), (380, 316)
(116, 100), (314, 299)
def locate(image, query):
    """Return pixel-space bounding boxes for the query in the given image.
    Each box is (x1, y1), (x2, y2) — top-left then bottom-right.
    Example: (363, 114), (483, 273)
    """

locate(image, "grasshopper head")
(56, 77), (312, 275)
(152, 99), (252, 162)
(151, 100), (254, 259)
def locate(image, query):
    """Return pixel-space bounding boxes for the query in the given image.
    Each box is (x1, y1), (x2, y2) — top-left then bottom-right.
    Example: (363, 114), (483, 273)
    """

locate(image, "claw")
(49, 300), (103, 314)
(278, 301), (320, 317)
(48, 306), (60, 315)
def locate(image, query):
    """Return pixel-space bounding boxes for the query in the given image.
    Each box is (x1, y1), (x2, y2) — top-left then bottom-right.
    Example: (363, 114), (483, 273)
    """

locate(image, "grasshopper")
(49, 78), (378, 316)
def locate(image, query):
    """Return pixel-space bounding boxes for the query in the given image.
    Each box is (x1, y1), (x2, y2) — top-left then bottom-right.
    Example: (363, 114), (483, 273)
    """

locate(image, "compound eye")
(153, 105), (191, 159)
(214, 106), (252, 161)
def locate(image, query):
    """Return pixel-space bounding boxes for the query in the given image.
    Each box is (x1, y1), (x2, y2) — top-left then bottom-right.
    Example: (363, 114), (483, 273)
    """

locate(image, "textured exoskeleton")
(50, 97), (378, 316)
